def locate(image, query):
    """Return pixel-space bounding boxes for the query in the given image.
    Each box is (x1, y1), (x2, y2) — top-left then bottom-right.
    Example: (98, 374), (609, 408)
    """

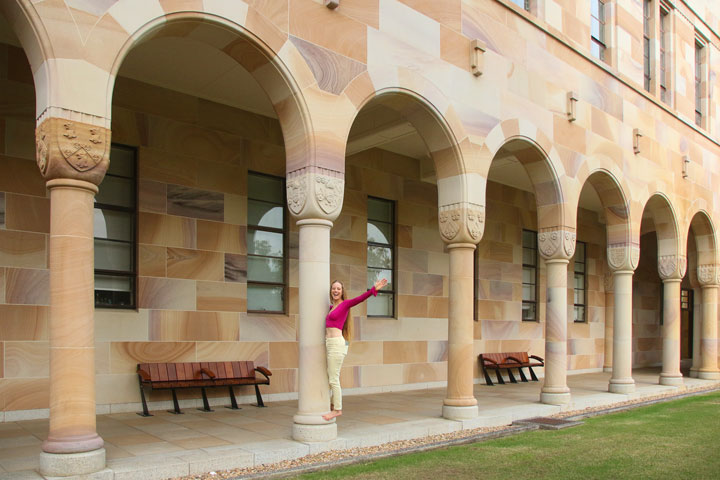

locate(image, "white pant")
(326, 336), (348, 410)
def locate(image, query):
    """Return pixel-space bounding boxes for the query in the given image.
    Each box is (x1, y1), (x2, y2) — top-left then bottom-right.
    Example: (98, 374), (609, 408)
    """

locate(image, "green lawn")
(291, 391), (720, 480)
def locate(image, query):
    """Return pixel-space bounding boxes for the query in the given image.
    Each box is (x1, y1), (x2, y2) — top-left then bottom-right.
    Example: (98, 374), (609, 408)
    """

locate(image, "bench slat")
(167, 363), (177, 382)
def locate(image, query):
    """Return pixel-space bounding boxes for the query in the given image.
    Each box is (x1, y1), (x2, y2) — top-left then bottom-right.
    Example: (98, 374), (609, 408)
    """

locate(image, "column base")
(659, 374), (683, 386)
(539, 391), (571, 405)
(608, 378), (635, 394)
(698, 370), (720, 380)
(292, 422), (337, 442)
(40, 448), (106, 477)
(689, 368), (699, 378)
(603, 366), (613, 373)
(442, 405), (478, 420)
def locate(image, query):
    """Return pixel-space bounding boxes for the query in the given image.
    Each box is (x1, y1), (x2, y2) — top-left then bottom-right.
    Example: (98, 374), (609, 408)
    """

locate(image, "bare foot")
(322, 410), (342, 421)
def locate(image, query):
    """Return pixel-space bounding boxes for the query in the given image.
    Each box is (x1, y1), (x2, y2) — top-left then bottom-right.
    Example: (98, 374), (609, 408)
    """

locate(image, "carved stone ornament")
(658, 254), (686, 280)
(466, 207), (485, 240)
(607, 243), (640, 272)
(538, 228), (575, 260)
(315, 175), (343, 215)
(697, 264), (719, 286)
(439, 208), (462, 241)
(604, 273), (614, 292)
(286, 175), (307, 215)
(34, 117), (110, 185)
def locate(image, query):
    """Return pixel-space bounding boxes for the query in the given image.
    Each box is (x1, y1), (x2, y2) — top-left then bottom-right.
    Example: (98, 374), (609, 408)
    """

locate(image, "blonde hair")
(330, 280), (352, 342)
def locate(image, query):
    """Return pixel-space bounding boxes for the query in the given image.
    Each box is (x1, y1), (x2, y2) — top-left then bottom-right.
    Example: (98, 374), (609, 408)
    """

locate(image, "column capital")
(36, 117), (110, 186)
(287, 167), (344, 222)
(538, 227), (576, 261)
(607, 242), (640, 272)
(698, 264), (720, 287)
(438, 202), (485, 245)
(658, 254), (687, 281)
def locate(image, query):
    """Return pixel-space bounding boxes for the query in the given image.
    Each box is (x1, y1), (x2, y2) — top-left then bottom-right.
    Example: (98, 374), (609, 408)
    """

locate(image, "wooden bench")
(136, 361), (272, 416)
(478, 352), (544, 386)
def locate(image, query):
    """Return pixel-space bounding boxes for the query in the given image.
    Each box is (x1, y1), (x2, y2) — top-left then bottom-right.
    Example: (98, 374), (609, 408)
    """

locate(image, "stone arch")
(480, 118), (568, 231)
(102, 7), (313, 174)
(0, 1), (51, 119)
(641, 193), (683, 276)
(687, 209), (718, 277)
(340, 67), (480, 210)
(578, 168), (633, 247)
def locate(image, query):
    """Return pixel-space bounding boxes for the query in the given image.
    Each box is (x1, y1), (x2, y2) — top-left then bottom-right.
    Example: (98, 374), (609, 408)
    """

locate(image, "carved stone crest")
(658, 254), (686, 280)
(607, 243), (640, 271)
(36, 123), (48, 175)
(563, 230), (576, 257)
(315, 175), (343, 215)
(607, 246), (627, 270)
(604, 273), (614, 292)
(538, 230), (561, 258)
(59, 121), (106, 172)
(538, 228), (575, 259)
(697, 264), (718, 286)
(466, 208), (485, 240)
(286, 175), (307, 215)
(439, 208), (462, 241)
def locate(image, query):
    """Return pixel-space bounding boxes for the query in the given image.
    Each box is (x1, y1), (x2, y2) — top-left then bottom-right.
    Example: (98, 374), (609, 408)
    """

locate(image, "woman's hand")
(374, 278), (388, 290)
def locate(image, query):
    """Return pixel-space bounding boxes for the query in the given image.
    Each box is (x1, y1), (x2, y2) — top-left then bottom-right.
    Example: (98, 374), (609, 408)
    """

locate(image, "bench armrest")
(200, 367), (216, 379)
(255, 366), (272, 379)
(137, 368), (151, 382)
(506, 356), (523, 365)
(529, 355), (544, 364)
(481, 357), (499, 366)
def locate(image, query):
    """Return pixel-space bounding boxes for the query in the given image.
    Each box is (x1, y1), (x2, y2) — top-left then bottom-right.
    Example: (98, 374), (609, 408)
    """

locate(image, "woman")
(323, 277), (388, 421)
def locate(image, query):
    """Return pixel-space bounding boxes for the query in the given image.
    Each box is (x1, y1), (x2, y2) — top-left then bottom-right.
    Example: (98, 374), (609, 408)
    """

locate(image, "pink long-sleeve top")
(325, 287), (377, 329)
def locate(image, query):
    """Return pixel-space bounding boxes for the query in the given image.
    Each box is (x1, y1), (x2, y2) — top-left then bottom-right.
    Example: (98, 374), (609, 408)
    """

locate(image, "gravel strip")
(168, 384), (720, 480)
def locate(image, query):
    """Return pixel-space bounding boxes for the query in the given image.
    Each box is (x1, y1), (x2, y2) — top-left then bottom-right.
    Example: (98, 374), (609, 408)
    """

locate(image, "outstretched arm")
(345, 278), (388, 308)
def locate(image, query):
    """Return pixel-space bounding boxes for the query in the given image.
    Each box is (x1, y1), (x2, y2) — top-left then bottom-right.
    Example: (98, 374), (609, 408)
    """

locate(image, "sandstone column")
(287, 168), (345, 442)
(690, 286), (702, 378)
(603, 273), (614, 373)
(658, 255), (686, 386)
(607, 244), (639, 394)
(698, 265), (720, 379)
(438, 203), (484, 420)
(538, 229), (576, 405)
(36, 117), (109, 476)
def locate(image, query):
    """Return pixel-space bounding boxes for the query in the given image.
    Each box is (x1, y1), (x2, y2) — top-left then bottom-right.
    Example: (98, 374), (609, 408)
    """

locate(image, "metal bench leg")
(168, 389), (183, 414)
(528, 367), (539, 382)
(198, 387), (214, 412)
(225, 386), (240, 410)
(254, 384), (266, 407)
(496, 369), (505, 385)
(137, 380), (153, 417)
(518, 367), (529, 382)
(482, 368), (494, 386)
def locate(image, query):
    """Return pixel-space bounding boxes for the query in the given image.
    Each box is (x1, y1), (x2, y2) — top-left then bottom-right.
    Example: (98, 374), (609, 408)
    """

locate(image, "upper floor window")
(695, 38), (705, 127)
(510, 0), (530, 11)
(591, 0), (607, 62)
(659, 4), (670, 103)
(247, 172), (286, 313)
(573, 241), (587, 323)
(643, 0), (652, 92)
(94, 144), (137, 308)
(367, 197), (395, 317)
(522, 229), (538, 321)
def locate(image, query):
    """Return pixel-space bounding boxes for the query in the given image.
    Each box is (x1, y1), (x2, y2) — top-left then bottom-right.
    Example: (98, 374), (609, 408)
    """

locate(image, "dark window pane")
(94, 209), (133, 241)
(107, 147), (135, 177)
(247, 284), (284, 312)
(368, 198), (393, 222)
(367, 220), (393, 244)
(368, 246), (393, 268)
(522, 303), (536, 321)
(95, 275), (133, 307)
(248, 174), (283, 204)
(522, 230), (536, 248)
(247, 256), (284, 283)
(522, 248), (536, 265)
(247, 230), (284, 257)
(96, 176), (135, 207)
(248, 200), (283, 228)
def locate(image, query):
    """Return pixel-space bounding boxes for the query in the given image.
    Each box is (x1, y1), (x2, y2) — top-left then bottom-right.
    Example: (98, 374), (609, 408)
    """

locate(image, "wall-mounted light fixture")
(325, 0), (339, 9)
(470, 40), (486, 77)
(633, 128), (642, 154)
(567, 91), (578, 122)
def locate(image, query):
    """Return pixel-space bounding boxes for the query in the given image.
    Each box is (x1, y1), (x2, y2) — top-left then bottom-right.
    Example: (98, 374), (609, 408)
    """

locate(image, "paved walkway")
(2, 368), (718, 480)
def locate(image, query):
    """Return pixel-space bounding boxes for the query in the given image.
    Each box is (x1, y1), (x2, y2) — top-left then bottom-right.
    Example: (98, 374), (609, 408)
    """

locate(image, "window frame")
(643, 0), (652, 92)
(522, 229), (539, 322)
(94, 143), (138, 310)
(573, 241), (587, 323)
(366, 196), (396, 318)
(659, 3), (670, 103)
(694, 36), (706, 128)
(246, 171), (288, 315)
(590, 0), (607, 62)
(509, 0), (530, 12)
